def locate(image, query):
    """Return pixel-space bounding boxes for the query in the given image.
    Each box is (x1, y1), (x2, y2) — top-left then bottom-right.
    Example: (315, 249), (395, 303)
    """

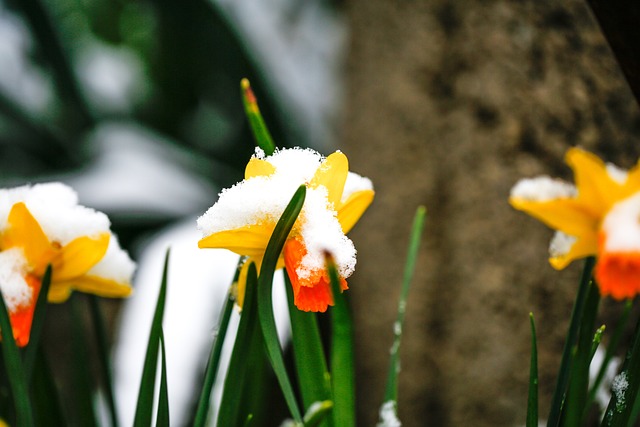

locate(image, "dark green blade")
(133, 249), (170, 427)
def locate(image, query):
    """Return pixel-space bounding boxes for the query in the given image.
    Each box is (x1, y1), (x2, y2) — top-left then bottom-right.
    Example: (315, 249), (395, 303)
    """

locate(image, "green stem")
(193, 291), (235, 427)
(88, 295), (119, 427)
(546, 256), (595, 427)
(527, 313), (538, 427)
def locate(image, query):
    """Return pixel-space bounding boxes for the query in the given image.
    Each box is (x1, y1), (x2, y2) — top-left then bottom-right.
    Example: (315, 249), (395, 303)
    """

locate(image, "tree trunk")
(341, 1), (640, 426)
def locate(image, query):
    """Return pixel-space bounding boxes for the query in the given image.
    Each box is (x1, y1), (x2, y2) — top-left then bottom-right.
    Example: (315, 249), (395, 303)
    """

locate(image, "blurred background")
(1, 0), (640, 426)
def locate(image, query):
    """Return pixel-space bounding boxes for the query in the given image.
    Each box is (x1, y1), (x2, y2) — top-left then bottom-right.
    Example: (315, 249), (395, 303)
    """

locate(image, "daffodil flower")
(0, 183), (135, 346)
(198, 148), (374, 312)
(510, 147), (640, 299)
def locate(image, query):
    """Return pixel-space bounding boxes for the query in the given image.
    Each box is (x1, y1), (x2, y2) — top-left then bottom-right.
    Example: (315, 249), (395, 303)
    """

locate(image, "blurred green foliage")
(0, 0), (291, 198)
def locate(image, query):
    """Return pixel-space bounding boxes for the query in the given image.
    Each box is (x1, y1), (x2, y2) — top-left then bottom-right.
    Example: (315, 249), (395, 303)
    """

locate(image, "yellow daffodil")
(510, 147), (640, 299)
(198, 148), (374, 312)
(0, 183), (135, 346)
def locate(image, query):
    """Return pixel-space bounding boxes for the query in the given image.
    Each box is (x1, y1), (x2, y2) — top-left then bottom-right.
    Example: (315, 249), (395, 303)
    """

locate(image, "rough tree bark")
(341, 1), (640, 426)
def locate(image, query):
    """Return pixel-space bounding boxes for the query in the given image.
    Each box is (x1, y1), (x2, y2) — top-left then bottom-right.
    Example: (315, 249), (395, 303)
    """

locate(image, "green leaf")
(565, 280), (600, 427)
(241, 78), (276, 155)
(285, 273), (333, 423)
(156, 329), (170, 427)
(326, 253), (355, 426)
(70, 296), (98, 427)
(589, 300), (632, 408)
(23, 264), (52, 383)
(303, 401), (334, 427)
(133, 249), (170, 427)
(217, 262), (260, 427)
(31, 346), (66, 426)
(601, 310), (640, 427)
(193, 290), (235, 427)
(88, 295), (119, 427)
(0, 286), (33, 426)
(547, 256), (595, 427)
(383, 206), (426, 404)
(527, 313), (538, 427)
(257, 185), (306, 423)
(590, 325), (605, 361)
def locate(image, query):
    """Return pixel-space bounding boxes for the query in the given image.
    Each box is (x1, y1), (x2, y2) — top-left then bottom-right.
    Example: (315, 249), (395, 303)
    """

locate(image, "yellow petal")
(245, 158), (276, 179)
(549, 234), (598, 270)
(52, 233), (110, 281)
(47, 283), (73, 303)
(509, 198), (597, 239)
(235, 257), (257, 308)
(310, 151), (349, 208)
(2, 202), (54, 275)
(338, 189), (375, 234)
(67, 276), (133, 298)
(234, 255), (285, 309)
(198, 224), (275, 258)
(566, 147), (621, 215)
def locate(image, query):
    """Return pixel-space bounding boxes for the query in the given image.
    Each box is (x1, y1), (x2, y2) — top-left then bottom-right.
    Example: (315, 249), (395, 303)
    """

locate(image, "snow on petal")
(0, 248), (31, 312)
(510, 176), (577, 201)
(600, 192), (640, 253)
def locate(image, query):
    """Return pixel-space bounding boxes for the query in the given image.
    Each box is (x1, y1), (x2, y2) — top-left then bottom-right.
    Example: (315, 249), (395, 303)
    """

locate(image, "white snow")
(548, 231), (577, 258)
(377, 401), (402, 427)
(510, 176), (576, 201)
(0, 182), (110, 245)
(600, 192), (640, 252)
(0, 248), (31, 312)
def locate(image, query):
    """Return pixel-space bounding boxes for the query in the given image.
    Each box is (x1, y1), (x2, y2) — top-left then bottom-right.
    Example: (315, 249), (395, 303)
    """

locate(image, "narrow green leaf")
(257, 185), (306, 423)
(238, 320), (272, 423)
(303, 401), (334, 427)
(589, 300), (632, 408)
(326, 254), (355, 426)
(547, 256), (595, 427)
(601, 310), (640, 427)
(241, 78), (276, 155)
(527, 313), (538, 427)
(193, 291), (235, 427)
(156, 329), (170, 427)
(285, 273), (333, 422)
(88, 295), (119, 427)
(133, 249), (170, 427)
(590, 325), (606, 361)
(383, 206), (426, 403)
(23, 264), (52, 383)
(217, 263), (260, 427)
(70, 296), (98, 427)
(31, 346), (66, 426)
(565, 280), (600, 427)
(0, 288), (33, 426)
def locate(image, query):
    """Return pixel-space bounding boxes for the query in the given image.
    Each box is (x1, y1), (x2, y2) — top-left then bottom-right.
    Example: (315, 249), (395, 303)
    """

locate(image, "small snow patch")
(377, 401), (401, 427)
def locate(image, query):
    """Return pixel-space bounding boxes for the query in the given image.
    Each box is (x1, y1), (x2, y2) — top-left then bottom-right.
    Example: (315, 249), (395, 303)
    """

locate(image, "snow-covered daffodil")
(510, 147), (640, 299)
(0, 183), (135, 346)
(198, 148), (374, 312)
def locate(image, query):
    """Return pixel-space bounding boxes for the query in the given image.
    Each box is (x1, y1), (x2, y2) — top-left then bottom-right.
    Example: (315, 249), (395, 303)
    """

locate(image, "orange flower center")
(595, 232), (640, 299)
(7, 273), (41, 347)
(283, 237), (348, 312)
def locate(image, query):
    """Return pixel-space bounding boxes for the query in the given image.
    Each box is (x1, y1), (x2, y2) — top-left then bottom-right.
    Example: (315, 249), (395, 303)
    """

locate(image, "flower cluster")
(0, 183), (135, 346)
(510, 147), (640, 299)
(197, 147), (374, 312)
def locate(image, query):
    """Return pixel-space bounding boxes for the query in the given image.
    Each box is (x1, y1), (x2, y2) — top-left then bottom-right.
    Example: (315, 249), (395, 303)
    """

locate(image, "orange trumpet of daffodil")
(510, 147), (640, 299)
(198, 148), (374, 312)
